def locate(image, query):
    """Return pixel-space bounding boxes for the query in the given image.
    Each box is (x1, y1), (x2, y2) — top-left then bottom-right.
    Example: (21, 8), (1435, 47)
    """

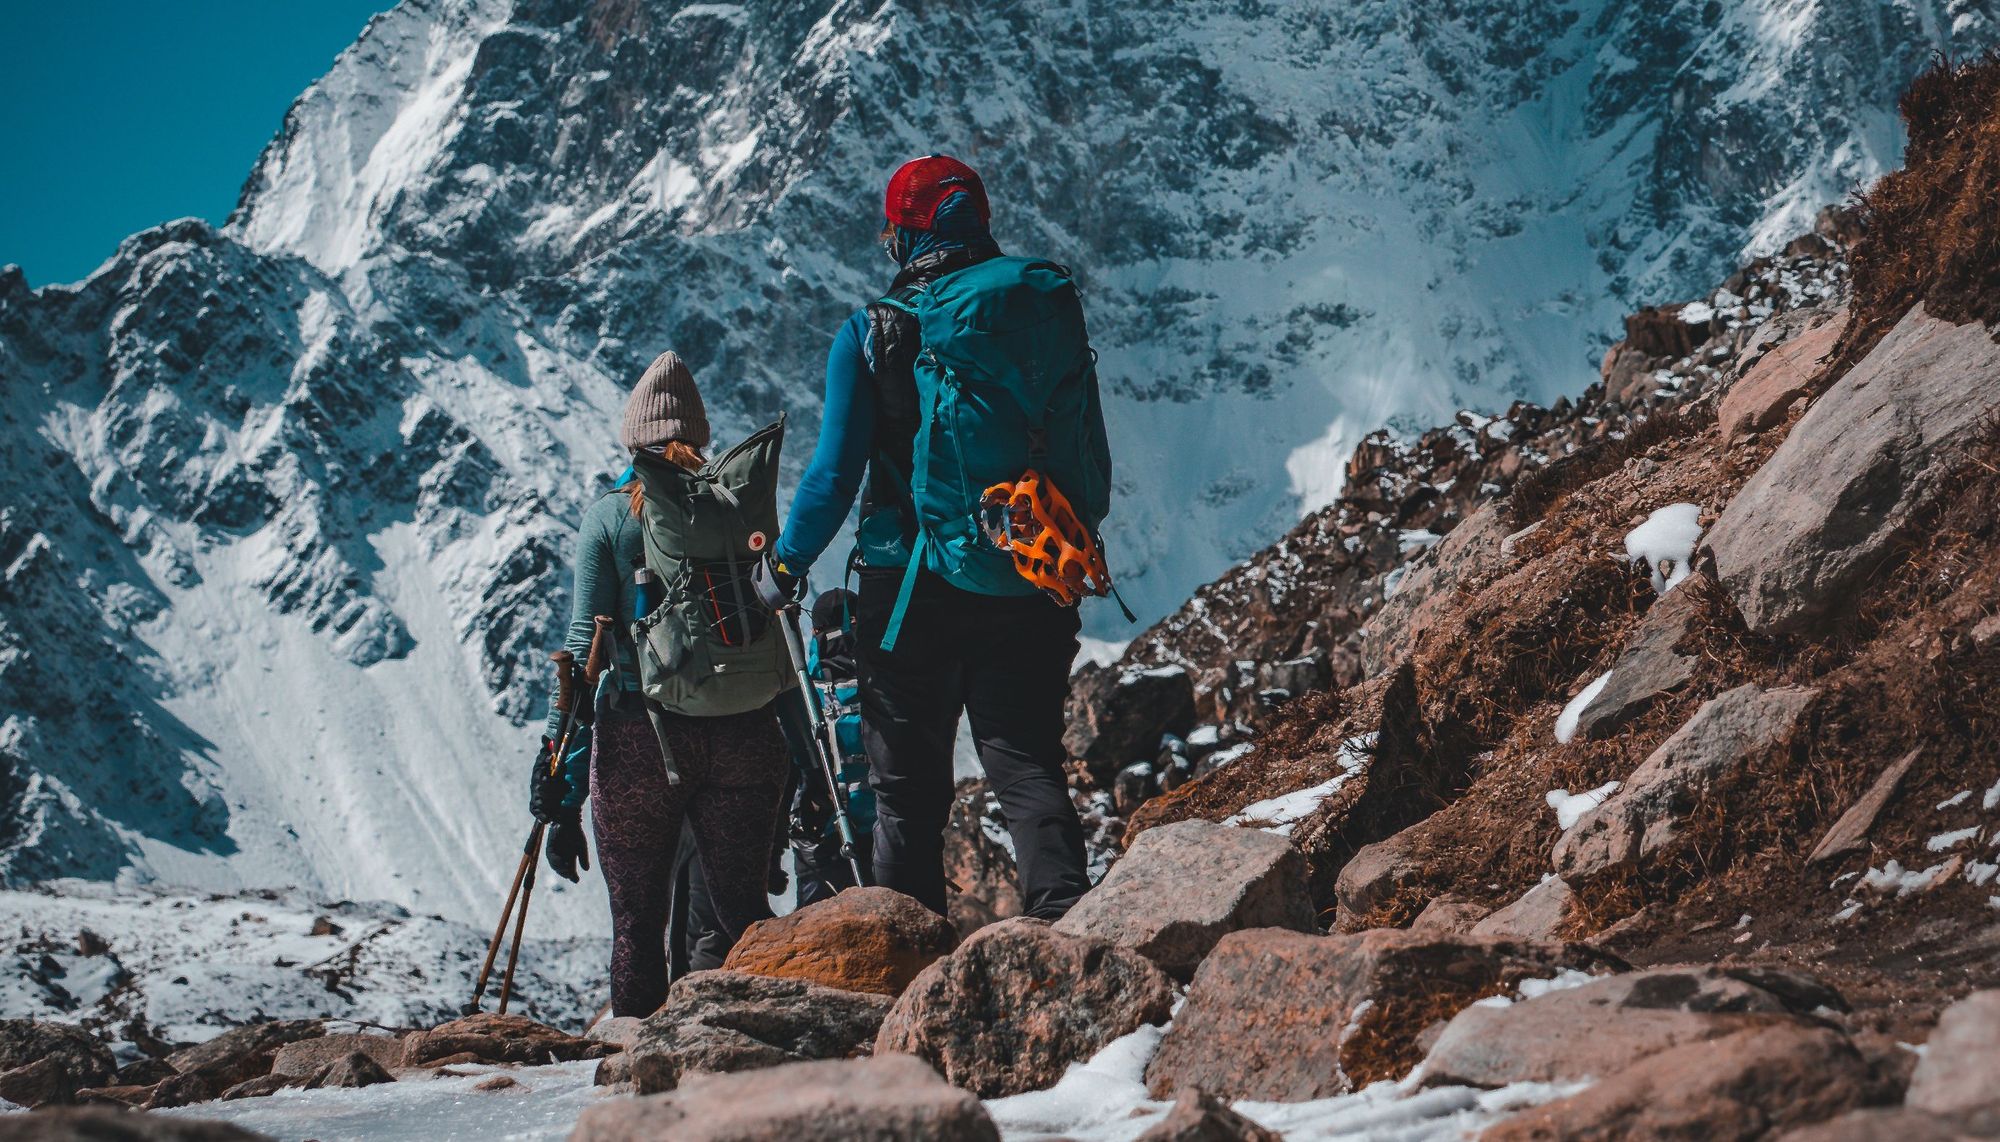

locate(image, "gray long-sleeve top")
(544, 487), (645, 740)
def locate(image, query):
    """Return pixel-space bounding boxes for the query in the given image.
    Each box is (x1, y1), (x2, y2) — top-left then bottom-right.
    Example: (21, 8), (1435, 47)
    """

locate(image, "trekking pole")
(774, 605), (868, 887)
(467, 830), (538, 1014)
(494, 618), (615, 1014)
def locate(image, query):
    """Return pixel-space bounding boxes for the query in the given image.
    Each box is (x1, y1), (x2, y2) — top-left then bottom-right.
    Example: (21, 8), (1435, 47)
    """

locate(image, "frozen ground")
(149, 1024), (1575, 1142)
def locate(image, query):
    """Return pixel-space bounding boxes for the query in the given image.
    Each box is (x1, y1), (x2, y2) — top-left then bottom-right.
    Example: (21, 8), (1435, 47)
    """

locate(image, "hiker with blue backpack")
(530, 350), (794, 1017)
(759, 155), (1126, 921)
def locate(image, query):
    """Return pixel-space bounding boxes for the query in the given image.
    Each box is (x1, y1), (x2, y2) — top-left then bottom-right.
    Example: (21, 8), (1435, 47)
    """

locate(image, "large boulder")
(1483, 1023), (1870, 1141)
(626, 969), (892, 1094)
(164, 1021), (325, 1089)
(1421, 966), (1811, 1088)
(876, 917), (1175, 1098)
(1706, 305), (2000, 634)
(1065, 662), (1197, 784)
(1555, 685), (1816, 881)
(1053, 820), (1315, 980)
(722, 887), (956, 997)
(400, 1012), (614, 1067)
(1906, 990), (2000, 1117)
(1334, 827), (1425, 928)
(269, 1033), (403, 1079)
(1567, 588), (1702, 741)
(1145, 928), (1616, 1101)
(1718, 309), (1846, 442)
(569, 1054), (999, 1142)
(0, 1107), (276, 1140)
(1469, 877), (1578, 942)
(0, 1020), (116, 1108)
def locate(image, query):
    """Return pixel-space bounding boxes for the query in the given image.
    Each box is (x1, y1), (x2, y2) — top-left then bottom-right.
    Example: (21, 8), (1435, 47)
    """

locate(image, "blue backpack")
(875, 256), (1116, 647)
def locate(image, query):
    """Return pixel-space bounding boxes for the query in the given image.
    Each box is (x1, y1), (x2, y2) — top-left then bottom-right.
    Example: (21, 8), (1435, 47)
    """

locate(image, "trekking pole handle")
(585, 615), (615, 688)
(552, 650), (577, 721)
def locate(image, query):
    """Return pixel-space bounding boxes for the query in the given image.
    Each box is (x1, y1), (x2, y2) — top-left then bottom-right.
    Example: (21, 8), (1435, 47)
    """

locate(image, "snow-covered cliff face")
(2, 0), (1991, 929)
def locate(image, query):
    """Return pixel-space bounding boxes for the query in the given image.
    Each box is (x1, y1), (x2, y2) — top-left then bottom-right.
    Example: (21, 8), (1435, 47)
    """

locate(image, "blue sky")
(0, 2), (394, 288)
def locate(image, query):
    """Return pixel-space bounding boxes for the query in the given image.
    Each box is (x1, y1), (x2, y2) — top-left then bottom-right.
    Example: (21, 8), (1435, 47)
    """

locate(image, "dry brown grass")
(1840, 52), (2000, 365)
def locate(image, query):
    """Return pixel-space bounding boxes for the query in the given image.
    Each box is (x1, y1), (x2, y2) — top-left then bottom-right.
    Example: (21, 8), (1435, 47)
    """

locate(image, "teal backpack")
(874, 256), (1117, 648)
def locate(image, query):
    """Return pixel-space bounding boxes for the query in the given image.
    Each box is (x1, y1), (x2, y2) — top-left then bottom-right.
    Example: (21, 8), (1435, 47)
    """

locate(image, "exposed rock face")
(1905, 990), (2000, 1116)
(1335, 827), (1425, 926)
(876, 917), (1175, 1098)
(570, 1054), (1000, 1142)
(627, 970), (892, 1094)
(1807, 748), (1921, 865)
(1555, 685), (1817, 880)
(722, 887), (957, 997)
(943, 780), (1025, 939)
(1718, 309), (1847, 441)
(400, 1012), (613, 1068)
(1483, 1023), (1871, 1141)
(1411, 894), (1493, 936)
(1065, 663), (1198, 785)
(269, 1033), (403, 1078)
(1361, 505), (1523, 678)
(0, 1019), (116, 1108)
(1421, 966), (1809, 1088)
(1569, 588), (1702, 740)
(1707, 305), (2000, 633)
(0, 1107), (276, 1140)
(1146, 928), (1616, 1101)
(1053, 820), (1315, 980)
(164, 1021), (325, 1090)
(1136, 1088), (1284, 1142)
(1469, 877), (1578, 941)
(306, 1051), (395, 1089)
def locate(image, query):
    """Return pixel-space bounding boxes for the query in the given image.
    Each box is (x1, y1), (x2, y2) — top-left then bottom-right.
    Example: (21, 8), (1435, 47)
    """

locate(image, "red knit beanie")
(884, 155), (990, 231)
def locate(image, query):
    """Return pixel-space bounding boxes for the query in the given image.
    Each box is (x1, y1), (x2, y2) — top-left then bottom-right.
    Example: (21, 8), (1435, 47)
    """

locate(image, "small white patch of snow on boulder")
(1555, 672), (1612, 744)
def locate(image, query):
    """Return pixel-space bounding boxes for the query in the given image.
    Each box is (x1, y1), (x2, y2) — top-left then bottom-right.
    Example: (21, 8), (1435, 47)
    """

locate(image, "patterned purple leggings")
(590, 701), (788, 1017)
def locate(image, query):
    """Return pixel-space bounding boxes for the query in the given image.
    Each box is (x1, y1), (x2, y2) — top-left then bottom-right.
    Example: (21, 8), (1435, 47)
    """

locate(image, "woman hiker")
(528, 350), (792, 1017)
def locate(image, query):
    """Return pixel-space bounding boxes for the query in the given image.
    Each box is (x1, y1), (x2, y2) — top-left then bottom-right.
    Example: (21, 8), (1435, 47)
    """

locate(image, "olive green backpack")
(628, 417), (793, 771)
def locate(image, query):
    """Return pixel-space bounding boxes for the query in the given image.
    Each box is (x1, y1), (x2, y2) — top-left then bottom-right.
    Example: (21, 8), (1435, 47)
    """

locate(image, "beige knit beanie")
(620, 351), (710, 452)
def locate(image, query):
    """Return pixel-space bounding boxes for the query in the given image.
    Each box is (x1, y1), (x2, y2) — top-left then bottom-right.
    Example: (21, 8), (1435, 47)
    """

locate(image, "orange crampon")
(978, 469), (1113, 607)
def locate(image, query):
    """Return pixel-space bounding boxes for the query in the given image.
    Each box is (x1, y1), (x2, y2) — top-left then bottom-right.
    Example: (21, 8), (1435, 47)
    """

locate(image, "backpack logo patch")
(747, 531), (768, 552)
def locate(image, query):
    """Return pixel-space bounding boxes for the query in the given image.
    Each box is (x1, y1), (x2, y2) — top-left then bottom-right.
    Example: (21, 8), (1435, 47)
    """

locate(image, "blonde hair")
(629, 440), (707, 516)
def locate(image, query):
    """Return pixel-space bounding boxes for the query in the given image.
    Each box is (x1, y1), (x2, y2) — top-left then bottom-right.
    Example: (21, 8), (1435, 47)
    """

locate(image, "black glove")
(752, 551), (803, 610)
(528, 738), (568, 824)
(545, 815), (591, 882)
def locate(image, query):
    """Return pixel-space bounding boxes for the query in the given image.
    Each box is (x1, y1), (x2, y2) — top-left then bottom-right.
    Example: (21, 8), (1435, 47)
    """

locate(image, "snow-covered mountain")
(2, 0), (1991, 931)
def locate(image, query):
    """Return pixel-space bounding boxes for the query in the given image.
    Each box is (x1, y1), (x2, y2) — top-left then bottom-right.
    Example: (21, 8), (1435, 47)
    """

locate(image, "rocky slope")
(3, 0), (1995, 926)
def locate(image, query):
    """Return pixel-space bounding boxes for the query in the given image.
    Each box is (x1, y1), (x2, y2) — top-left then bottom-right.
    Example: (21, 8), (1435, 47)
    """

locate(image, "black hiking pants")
(853, 568), (1090, 920)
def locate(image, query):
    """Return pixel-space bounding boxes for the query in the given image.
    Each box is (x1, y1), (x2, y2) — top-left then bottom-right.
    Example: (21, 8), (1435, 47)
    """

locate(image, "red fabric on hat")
(883, 154), (989, 230)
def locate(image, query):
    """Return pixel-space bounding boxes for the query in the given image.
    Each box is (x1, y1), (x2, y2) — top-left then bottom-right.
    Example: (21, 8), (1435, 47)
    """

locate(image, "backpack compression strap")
(875, 288), (930, 654)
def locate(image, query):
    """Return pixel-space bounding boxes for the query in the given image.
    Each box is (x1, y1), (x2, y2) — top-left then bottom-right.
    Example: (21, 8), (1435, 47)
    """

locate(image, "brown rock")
(1907, 991), (2000, 1116)
(1361, 505), (1520, 678)
(1146, 928), (1617, 1101)
(1719, 309), (1846, 441)
(1137, 1088), (1284, 1141)
(1411, 894), (1492, 936)
(306, 1050), (395, 1089)
(0, 1020), (117, 1107)
(1555, 685), (1816, 881)
(269, 1032), (403, 1078)
(1774, 1106), (2000, 1141)
(1809, 749), (1922, 865)
(220, 1073), (299, 1100)
(943, 780), (1024, 939)
(401, 1012), (612, 1067)
(628, 969), (891, 1094)
(1570, 588), (1702, 740)
(1482, 1023), (1870, 1141)
(1469, 877), (1577, 941)
(164, 1020), (325, 1088)
(473, 1074), (519, 1092)
(1707, 305), (2000, 633)
(0, 1107), (277, 1140)
(593, 1051), (632, 1088)
(568, 1054), (1000, 1142)
(75, 930), (111, 957)
(723, 887), (956, 997)
(73, 1084), (156, 1108)
(113, 1057), (178, 1087)
(142, 1070), (218, 1109)
(876, 917), (1175, 1098)
(1421, 966), (1804, 1088)
(1054, 820), (1315, 980)
(586, 1016), (642, 1049)
(1334, 828), (1424, 927)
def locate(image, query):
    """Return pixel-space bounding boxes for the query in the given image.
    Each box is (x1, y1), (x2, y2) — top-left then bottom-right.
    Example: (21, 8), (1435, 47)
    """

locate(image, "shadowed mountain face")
(1, 0), (1990, 927)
